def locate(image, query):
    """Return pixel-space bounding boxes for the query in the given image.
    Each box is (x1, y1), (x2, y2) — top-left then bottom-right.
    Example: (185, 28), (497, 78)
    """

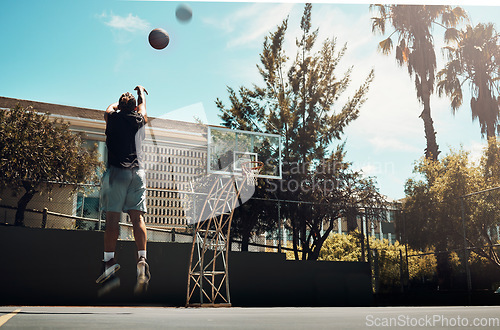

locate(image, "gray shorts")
(100, 166), (147, 213)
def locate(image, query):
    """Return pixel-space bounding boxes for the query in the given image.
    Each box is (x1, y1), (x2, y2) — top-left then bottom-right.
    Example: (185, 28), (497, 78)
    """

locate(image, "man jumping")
(96, 85), (150, 295)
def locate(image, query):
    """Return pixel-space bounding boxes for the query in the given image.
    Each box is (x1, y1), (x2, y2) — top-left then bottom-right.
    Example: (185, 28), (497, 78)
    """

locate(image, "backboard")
(207, 126), (281, 179)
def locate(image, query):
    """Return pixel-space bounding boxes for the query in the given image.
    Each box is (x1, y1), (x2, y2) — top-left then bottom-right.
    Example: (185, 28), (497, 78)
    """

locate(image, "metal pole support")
(41, 208), (48, 229)
(460, 197), (472, 304)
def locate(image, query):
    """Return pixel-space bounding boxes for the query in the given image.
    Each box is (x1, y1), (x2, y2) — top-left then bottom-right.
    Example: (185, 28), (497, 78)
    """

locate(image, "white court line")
(0, 309), (21, 327)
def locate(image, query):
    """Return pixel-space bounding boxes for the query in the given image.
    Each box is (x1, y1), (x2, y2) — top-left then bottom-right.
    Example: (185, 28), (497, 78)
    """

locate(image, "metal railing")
(0, 202), (292, 252)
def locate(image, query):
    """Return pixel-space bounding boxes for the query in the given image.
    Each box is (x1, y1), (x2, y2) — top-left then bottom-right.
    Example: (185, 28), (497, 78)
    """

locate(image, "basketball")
(175, 4), (192, 23)
(148, 28), (170, 50)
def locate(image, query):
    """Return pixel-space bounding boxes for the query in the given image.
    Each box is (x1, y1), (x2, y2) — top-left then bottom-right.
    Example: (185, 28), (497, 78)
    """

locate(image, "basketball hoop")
(241, 161), (264, 186)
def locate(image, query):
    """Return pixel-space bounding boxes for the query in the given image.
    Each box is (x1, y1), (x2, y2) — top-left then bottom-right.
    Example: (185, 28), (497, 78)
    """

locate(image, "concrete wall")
(0, 225), (373, 307)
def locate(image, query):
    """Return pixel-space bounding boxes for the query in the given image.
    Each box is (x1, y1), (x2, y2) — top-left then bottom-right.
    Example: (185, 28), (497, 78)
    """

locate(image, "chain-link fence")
(0, 181), (399, 258)
(460, 186), (500, 294)
(0, 183), (185, 243)
(0, 182), (290, 250)
(389, 186), (500, 297)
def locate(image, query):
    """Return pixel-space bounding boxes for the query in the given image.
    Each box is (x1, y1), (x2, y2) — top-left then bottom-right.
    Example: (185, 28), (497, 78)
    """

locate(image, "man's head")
(118, 92), (136, 112)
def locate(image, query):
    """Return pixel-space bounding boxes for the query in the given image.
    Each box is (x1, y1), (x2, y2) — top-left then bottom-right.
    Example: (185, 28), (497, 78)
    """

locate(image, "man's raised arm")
(104, 102), (118, 123)
(134, 85), (148, 123)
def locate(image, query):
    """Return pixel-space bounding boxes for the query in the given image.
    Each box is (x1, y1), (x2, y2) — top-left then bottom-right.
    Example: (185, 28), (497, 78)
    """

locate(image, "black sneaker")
(134, 256), (151, 294)
(96, 258), (120, 284)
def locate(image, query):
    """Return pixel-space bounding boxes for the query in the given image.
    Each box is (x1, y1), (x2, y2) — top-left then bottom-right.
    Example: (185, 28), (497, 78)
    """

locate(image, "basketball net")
(241, 161), (264, 186)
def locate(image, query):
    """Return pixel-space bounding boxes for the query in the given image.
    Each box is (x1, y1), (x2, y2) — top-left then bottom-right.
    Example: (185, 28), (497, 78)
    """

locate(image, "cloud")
(203, 3), (295, 49)
(159, 102), (208, 124)
(368, 136), (421, 153)
(103, 13), (151, 33)
(106, 14), (150, 32)
(341, 46), (425, 154)
(97, 11), (151, 45)
(309, 5), (428, 156)
(465, 140), (486, 165)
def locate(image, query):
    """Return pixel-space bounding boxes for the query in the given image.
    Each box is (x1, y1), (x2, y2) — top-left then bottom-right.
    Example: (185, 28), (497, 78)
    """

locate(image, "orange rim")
(241, 161), (264, 173)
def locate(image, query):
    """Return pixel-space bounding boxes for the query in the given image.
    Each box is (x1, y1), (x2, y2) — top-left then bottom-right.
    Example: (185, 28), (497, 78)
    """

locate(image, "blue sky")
(1, 0), (499, 200)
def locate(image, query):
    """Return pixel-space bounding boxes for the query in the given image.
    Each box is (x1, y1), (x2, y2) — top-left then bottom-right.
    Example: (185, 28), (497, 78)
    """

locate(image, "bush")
(319, 233), (439, 292)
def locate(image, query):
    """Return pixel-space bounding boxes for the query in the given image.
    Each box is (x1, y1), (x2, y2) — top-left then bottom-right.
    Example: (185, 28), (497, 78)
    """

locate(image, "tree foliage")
(437, 22), (500, 139)
(402, 140), (500, 271)
(217, 4), (384, 260)
(370, 4), (467, 160)
(0, 105), (102, 226)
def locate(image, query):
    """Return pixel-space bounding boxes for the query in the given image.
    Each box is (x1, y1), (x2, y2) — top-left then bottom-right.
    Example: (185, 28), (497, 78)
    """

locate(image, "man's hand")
(134, 85), (148, 96)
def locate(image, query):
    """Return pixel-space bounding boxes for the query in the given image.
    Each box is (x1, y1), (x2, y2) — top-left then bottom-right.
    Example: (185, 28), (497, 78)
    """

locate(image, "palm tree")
(437, 23), (500, 139)
(371, 5), (467, 161)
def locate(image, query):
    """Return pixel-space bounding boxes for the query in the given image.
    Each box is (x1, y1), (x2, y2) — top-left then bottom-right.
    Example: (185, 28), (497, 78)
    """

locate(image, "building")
(0, 96), (207, 231)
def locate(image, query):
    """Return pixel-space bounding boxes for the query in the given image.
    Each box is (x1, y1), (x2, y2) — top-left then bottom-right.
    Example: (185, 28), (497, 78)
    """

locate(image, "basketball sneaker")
(134, 256), (151, 294)
(96, 258), (120, 284)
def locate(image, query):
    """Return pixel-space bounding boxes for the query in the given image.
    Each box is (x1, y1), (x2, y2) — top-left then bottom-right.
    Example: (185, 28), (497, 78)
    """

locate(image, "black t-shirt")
(106, 110), (146, 169)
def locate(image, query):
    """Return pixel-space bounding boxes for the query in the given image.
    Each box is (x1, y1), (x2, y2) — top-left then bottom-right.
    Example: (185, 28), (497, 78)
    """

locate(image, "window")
(76, 193), (100, 220)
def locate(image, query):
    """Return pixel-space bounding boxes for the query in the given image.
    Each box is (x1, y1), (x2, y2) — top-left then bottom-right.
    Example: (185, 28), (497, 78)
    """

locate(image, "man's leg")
(129, 209), (150, 293)
(96, 211), (122, 286)
(104, 211), (121, 252)
(128, 210), (147, 252)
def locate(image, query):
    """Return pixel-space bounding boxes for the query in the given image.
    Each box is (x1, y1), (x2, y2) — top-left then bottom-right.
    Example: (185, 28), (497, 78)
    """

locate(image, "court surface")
(1, 306), (500, 329)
